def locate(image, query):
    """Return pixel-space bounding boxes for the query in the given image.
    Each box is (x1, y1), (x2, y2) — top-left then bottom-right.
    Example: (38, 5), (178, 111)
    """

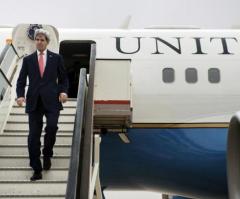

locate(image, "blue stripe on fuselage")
(100, 128), (228, 198)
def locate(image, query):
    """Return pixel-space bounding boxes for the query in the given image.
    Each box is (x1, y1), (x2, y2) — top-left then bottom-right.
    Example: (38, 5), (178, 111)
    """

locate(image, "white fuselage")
(58, 29), (240, 125)
(3, 27), (240, 125)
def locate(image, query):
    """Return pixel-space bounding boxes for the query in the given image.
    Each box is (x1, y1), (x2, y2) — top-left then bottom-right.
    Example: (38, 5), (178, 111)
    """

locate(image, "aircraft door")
(94, 59), (132, 129)
(12, 24), (59, 57)
(59, 40), (96, 98)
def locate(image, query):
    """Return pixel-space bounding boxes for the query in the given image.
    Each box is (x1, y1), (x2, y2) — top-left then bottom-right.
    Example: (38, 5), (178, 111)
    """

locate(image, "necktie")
(38, 52), (44, 77)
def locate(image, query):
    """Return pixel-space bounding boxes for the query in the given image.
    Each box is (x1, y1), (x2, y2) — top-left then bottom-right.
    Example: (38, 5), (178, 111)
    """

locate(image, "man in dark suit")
(16, 29), (69, 181)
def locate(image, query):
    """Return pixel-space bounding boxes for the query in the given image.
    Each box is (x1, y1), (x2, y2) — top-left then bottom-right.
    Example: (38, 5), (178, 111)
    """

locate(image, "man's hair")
(34, 29), (50, 43)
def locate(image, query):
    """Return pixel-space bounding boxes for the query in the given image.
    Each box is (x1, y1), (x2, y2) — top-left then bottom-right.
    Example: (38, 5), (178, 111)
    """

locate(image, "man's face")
(35, 34), (48, 52)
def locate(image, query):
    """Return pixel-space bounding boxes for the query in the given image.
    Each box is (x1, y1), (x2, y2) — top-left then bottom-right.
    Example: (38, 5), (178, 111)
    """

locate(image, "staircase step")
(11, 107), (76, 115)
(0, 98), (77, 198)
(8, 115), (75, 123)
(7, 121), (74, 124)
(0, 182), (66, 197)
(13, 100), (77, 107)
(0, 169), (68, 181)
(0, 134), (72, 145)
(0, 197), (64, 199)
(0, 156), (70, 168)
(10, 113), (75, 116)
(0, 145), (71, 156)
(4, 123), (74, 131)
(4, 130), (73, 134)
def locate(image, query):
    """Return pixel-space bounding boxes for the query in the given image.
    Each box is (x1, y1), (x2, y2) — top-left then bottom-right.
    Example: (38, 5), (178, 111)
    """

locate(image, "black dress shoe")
(30, 172), (42, 181)
(43, 157), (51, 170)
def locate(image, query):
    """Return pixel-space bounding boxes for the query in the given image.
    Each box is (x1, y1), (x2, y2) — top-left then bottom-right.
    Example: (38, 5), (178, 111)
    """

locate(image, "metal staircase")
(0, 99), (76, 198)
(0, 37), (103, 198)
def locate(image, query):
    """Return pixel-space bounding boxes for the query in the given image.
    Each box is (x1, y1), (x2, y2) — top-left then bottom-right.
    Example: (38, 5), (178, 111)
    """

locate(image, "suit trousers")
(28, 96), (60, 172)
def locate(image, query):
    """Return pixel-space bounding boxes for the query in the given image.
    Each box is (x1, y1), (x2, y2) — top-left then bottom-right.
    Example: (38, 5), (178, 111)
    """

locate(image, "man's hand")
(59, 93), (68, 103)
(16, 97), (25, 106)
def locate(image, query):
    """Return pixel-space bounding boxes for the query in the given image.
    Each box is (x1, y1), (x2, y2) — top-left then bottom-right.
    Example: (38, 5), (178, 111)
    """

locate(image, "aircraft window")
(208, 68), (220, 83)
(162, 68), (174, 83)
(185, 68), (197, 83)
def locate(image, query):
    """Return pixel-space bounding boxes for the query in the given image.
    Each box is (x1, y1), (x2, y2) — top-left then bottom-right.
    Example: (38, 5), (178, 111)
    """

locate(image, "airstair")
(0, 24), (132, 199)
(0, 99), (76, 198)
(0, 25), (75, 197)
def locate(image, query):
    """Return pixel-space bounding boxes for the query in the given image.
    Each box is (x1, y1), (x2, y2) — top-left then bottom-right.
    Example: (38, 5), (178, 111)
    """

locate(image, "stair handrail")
(0, 43), (20, 69)
(0, 43), (20, 89)
(65, 43), (96, 199)
(79, 44), (96, 199)
(0, 44), (10, 66)
(0, 43), (21, 133)
(65, 68), (87, 198)
(66, 44), (96, 199)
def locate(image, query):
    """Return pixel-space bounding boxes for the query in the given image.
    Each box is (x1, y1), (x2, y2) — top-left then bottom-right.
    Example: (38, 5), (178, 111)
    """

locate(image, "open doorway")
(59, 40), (95, 98)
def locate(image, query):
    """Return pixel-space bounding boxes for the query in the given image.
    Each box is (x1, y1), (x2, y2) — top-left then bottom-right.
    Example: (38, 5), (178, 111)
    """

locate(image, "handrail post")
(89, 135), (102, 199)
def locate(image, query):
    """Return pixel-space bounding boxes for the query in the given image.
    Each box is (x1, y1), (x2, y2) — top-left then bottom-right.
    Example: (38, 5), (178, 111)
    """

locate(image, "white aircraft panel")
(94, 60), (131, 101)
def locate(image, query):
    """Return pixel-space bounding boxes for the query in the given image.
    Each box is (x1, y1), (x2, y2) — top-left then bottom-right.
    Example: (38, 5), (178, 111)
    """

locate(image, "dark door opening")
(59, 40), (95, 98)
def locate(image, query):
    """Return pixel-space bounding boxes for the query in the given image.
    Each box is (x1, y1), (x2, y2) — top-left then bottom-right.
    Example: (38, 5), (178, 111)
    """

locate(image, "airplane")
(1, 23), (240, 199)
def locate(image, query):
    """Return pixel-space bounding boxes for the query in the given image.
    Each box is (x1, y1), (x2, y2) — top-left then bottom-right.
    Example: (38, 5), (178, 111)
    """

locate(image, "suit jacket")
(16, 50), (69, 113)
